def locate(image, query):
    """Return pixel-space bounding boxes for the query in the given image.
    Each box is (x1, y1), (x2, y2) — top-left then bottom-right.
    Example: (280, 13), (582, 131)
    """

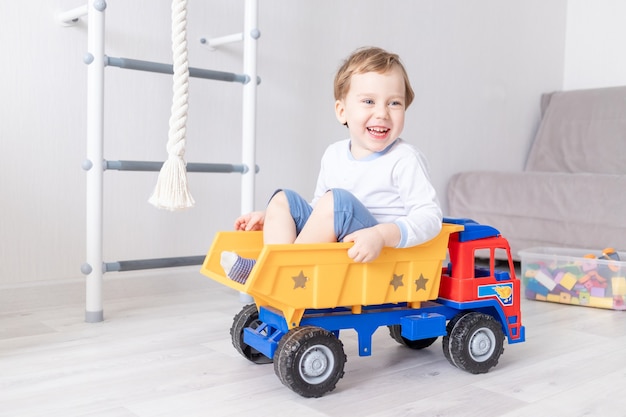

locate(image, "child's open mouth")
(367, 127), (389, 138)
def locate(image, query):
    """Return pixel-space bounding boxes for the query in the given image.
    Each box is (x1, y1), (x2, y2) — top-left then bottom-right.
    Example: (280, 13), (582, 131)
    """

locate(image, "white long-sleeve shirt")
(311, 138), (442, 248)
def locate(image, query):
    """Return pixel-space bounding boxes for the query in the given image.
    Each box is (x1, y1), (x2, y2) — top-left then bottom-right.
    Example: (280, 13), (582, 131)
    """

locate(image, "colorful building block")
(553, 271), (564, 283)
(588, 296), (614, 309)
(601, 248), (620, 262)
(547, 294), (561, 303)
(558, 272), (578, 291)
(561, 264), (583, 275)
(526, 279), (550, 296)
(534, 269), (557, 291)
(611, 276), (626, 296)
(590, 287), (605, 298)
(579, 290), (590, 305)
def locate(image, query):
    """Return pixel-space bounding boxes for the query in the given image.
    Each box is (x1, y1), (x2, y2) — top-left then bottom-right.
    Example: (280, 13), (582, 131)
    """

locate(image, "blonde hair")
(333, 47), (415, 108)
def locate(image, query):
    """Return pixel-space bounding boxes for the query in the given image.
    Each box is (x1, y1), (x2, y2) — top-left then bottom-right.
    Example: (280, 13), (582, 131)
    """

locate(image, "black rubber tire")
(230, 304), (273, 364)
(442, 312), (504, 374)
(274, 326), (347, 398)
(388, 325), (437, 349)
(442, 312), (471, 366)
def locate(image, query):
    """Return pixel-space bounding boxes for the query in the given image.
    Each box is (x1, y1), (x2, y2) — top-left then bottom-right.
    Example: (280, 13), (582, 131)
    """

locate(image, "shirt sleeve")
(392, 151), (443, 248)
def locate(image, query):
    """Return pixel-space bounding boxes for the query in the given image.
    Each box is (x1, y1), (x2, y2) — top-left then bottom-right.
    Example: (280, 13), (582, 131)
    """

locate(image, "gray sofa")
(447, 85), (626, 260)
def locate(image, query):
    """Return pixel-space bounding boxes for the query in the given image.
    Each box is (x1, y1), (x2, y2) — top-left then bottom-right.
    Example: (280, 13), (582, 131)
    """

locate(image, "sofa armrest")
(447, 170), (626, 259)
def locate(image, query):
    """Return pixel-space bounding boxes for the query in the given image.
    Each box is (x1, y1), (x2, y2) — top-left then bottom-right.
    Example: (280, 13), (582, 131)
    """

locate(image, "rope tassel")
(149, 0), (195, 210)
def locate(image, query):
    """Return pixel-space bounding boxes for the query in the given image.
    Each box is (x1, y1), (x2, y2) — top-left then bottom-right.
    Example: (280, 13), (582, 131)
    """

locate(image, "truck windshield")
(474, 247), (513, 281)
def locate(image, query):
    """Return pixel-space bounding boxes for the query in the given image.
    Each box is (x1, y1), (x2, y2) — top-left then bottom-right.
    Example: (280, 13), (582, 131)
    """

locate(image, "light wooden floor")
(1, 268), (625, 417)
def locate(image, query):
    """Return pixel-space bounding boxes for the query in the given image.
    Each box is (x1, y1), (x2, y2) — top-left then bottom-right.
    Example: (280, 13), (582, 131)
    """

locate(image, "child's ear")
(335, 100), (347, 125)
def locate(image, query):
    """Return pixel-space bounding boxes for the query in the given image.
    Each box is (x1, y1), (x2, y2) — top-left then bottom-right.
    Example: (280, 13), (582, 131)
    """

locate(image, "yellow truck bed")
(201, 223), (463, 328)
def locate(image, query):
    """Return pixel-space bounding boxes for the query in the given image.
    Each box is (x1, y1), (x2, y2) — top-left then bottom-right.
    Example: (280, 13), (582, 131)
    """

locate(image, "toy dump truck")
(201, 218), (525, 397)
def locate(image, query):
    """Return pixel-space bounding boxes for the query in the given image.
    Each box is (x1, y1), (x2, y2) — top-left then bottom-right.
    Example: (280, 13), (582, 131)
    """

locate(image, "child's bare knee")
(268, 191), (289, 209)
(318, 190), (335, 208)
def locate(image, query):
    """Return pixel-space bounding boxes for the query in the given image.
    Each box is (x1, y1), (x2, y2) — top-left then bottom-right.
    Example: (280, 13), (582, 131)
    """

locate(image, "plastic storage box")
(519, 247), (626, 311)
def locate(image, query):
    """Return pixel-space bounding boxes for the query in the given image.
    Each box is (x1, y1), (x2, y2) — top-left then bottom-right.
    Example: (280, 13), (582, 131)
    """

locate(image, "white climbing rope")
(149, 0), (195, 210)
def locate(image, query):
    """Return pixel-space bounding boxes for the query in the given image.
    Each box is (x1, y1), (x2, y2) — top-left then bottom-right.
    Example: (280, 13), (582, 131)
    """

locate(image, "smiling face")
(334, 66), (407, 159)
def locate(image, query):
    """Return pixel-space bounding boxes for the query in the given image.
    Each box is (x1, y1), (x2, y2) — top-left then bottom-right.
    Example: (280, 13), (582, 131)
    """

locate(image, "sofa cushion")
(447, 170), (626, 259)
(525, 86), (626, 175)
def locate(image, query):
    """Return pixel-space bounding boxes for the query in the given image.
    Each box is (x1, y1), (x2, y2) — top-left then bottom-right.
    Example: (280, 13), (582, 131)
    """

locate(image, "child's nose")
(375, 104), (389, 118)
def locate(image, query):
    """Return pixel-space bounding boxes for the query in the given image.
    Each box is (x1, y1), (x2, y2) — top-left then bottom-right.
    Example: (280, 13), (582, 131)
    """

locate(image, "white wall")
(564, 0), (626, 90)
(0, 0), (568, 288)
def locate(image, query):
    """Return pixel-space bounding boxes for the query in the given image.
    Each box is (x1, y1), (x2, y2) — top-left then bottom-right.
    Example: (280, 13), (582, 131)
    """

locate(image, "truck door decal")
(478, 283), (513, 306)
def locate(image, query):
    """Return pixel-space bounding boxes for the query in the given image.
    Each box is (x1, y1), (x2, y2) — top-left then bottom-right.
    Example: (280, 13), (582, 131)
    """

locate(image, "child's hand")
(344, 227), (385, 263)
(234, 211), (266, 231)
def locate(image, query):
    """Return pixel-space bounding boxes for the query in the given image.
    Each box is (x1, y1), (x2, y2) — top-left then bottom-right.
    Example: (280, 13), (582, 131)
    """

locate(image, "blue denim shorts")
(273, 188), (378, 241)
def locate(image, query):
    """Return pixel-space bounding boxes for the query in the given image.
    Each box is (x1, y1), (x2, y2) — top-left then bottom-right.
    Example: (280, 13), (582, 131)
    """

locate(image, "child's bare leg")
(263, 191), (298, 244)
(295, 191), (337, 243)
(221, 191), (297, 283)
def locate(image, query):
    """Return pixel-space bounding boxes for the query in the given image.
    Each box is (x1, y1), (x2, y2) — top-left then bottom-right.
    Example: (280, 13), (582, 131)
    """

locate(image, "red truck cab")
(438, 218), (525, 344)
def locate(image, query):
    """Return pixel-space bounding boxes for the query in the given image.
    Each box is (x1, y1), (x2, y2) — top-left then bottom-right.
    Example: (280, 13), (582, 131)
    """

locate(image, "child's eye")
(390, 100), (403, 107)
(362, 99), (374, 105)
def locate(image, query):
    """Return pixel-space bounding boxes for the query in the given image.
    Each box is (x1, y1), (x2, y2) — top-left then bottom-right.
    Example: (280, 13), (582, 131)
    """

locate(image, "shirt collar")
(347, 139), (398, 161)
